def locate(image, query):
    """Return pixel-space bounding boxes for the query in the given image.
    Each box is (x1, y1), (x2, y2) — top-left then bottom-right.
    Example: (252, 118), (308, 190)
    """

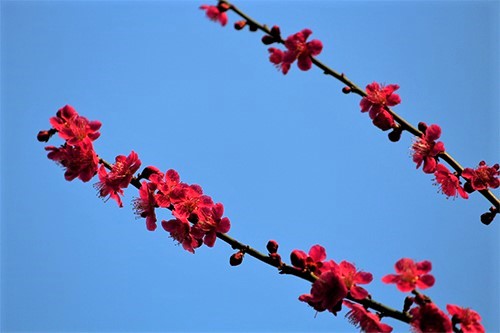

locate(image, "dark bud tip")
(37, 130), (51, 142)
(290, 250), (306, 269)
(218, 3), (230, 12)
(463, 181), (475, 193)
(261, 35), (276, 45)
(248, 23), (258, 32)
(417, 122), (428, 133)
(139, 166), (162, 180)
(451, 315), (460, 328)
(270, 25), (281, 38)
(269, 253), (282, 266)
(480, 211), (496, 225)
(188, 213), (199, 224)
(388, 126), (403, 142)
(266, 240), (279, 254)
(234, 20), (247, 30)
(230, 251), (244, 266)
(342, 86), (351, 94)
(37, 128), (56, 142)
(403, 296), (414, 313)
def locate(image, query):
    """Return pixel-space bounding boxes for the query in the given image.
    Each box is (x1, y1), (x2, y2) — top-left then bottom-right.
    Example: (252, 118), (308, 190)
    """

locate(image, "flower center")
(412, 138), (431, 157)
(475, 167), (489, 181)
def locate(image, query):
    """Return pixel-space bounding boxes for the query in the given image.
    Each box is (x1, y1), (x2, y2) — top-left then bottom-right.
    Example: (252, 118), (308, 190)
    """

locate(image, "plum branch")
(211, 0), (499, 224)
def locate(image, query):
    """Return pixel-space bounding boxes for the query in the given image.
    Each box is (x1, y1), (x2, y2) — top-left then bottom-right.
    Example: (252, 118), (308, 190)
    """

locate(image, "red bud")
(290, 250), (307, 269)
(261, 35), (276, 45)
(481, 211), (496, 225)
(218, 3), (230, 11)
(270, 25), (281, 38)
(266, 240), (279, 253)
(342, 86), (351, 94)
(139, 166), (162, 180)
(230, 251), (244, 266)
(269, 253), (282, 266)
(37, 129), (56, 142)
(388, 126), (403, 142)
(418, 122), (428, 133)
(234, 20), (247, 30)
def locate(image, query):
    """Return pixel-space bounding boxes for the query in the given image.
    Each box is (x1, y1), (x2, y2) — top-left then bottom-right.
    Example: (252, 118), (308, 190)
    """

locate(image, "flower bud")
(480, 211), (496, 225)
(463, 181), (475, 193)
(342, 86), (351, 94)
(388, 126), (403, 142)
(418, 122), (428, 133)
(248, 23), (258, 32)
(37, 130), (51, 142)
(218, 3), (230, 12)
(261, 35), (276, 45)
(37, 129), (56, 142)
(270, 25), (281, 38)
(266, 240), (279, 253)
(290, 249), (307, 269)
(188, 213), (199, 224)
(230, 251), (244, 266)
(269, 253), (282, 266)
(403, 296), (414, 313)
(234, 20), (247, 30)
(140, 166), (162, 180)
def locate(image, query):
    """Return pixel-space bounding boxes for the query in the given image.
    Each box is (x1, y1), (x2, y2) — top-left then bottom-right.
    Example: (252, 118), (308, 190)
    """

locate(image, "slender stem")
(218, 0), (499, 215)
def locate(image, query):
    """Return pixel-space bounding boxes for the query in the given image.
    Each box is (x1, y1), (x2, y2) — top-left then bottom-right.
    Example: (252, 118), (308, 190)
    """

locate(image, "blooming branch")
(204, 0), (499, 224)
(38, 105), (485, 332)
(31, 2), (495, 332)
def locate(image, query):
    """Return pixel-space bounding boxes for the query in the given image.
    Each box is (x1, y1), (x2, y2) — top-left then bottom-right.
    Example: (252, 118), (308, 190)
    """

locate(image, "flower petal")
(426, 124), (442, 142)
(308, 244), (326, 262)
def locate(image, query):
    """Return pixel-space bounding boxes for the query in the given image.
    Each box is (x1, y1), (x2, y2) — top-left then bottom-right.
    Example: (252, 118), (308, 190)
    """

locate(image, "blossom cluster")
(267, 28), (323, 75)
(200, 2), (499, 222)
(359, 83), (498, 204)
(358, 83), (498, 201)
(41, 105), (101, 182)
(359, 82), (401, 131)
(36, 3), (496, 331)
(39, 105), (231, 252)
(290, 244), (388, 331)
(411, 122), (498, 201)
(407, 293), (485, 333)
(291, 245), (372, 314)
(285, 244), (484, 333)
(141, 168), (231, 252)
(39, 106), (486, 332)
(200, 5), (323, 75)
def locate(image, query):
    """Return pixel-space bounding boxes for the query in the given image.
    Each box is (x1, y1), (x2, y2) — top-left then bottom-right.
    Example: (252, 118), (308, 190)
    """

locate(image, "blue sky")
(1, 0), (499, 332)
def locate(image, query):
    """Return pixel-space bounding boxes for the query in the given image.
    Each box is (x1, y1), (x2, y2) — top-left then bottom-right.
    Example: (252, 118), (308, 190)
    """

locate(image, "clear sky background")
(1, 1), (499, 332)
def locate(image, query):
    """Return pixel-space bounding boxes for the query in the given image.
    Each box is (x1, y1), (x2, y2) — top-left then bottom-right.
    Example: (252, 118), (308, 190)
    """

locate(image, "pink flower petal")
(426, 124), (442, 142)
(349, 285), (369, 300)
(307, 39), (323, 56)
(416, 274), (435, 289)
(354, 271), (373, 284)
(308, 244), (326, 262)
